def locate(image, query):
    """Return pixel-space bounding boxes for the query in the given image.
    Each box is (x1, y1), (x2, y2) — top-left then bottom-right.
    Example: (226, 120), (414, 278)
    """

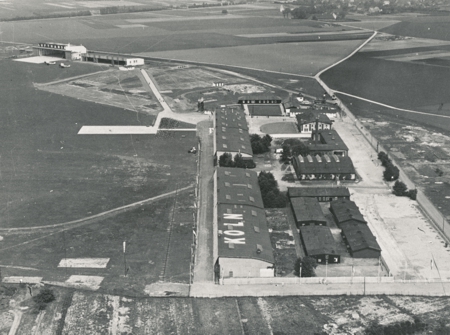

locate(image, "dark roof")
(288, 187), (350, 199)
(238, 95), (282, 102)
(296, 111), (333, 126)
(290, 197), (326, 223)
(294, 154), (356, 175)
(308, 129), (348, 152)
(330, 199), (366, 224)
(215, 107), (248, 130)
(340, 220), (381, 252)
(216, 168), (264, 209)
(300, 226), (339, 256)
(215, 126), (253, 156)
(217, 204), (274, 264)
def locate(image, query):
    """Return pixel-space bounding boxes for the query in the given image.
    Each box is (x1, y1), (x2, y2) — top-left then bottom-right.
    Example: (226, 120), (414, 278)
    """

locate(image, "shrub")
(383, 163), (399, 181)
(33, 287), (55, 311)
(222, 9), (228, 14)
(393, 180), (407, 196)
(406, 189), (417, 200)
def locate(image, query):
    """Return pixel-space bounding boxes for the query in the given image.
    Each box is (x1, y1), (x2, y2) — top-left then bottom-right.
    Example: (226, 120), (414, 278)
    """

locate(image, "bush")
(383, 162), (399, 181)
(407, 189), (417, 200)
(393, 180), (407, 196)
(33, 287), (55, 311)
(294, 257), (317, 277)
(222, 9), (228, 14)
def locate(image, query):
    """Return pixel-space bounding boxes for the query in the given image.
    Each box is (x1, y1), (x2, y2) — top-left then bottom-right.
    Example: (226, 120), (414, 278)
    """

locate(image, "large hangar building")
(33, 42), (87, 60)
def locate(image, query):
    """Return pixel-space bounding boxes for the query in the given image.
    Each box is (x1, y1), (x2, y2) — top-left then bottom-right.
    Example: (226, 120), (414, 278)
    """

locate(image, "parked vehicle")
(59, 63), (70, 68)
(45, 61), (56, 65)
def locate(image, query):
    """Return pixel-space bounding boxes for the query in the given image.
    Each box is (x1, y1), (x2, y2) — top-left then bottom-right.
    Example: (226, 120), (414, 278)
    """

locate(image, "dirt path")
(8, 310), (22, 335)
(0, 184), (194, 234)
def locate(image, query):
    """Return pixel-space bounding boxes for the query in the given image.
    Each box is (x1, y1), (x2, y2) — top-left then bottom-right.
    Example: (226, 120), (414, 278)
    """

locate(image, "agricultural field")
(380, 15), (450, 41)
(4, 286), (450, 334)
(322, 45), (450, 126)
(140, 39), (367, 76)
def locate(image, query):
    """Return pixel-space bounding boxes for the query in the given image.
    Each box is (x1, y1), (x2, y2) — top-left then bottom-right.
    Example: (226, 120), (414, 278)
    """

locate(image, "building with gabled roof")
(330, 199), (366, 224)
(299, 226), (340, 264)
(288, 187), (350, 202)
(292, 154), (356, 181)
(216, 204), (274, 278)
(340, 220), (381, 258)
(290, 197), (327, 227)
(214, 124), (253, 165)
(308, 129), (349, 157)
(296, 111), (333, 134)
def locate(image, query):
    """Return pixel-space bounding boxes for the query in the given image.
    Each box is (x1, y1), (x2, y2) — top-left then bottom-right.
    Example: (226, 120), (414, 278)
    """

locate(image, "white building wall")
(219, 257), (273, 278)
(125, 58), (144, 66)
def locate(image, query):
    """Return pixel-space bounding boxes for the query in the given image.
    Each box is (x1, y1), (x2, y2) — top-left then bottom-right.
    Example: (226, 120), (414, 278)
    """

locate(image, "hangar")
(33, 42), (86, 60)
(82, 52), (144, 66)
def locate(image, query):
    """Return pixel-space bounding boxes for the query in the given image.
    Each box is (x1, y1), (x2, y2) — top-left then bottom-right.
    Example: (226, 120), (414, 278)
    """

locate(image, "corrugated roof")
(330, 199), (366, 224)
(215, 126), (253, 156)
(215, 107), (248, 130)
(308, 129), (349, 152)
(216, 168), (264, 209)
(288, 187), (350, 199)
(290, 197), (326, 224)
(300, 226), (338, 256)
(294, 154), (356, 175)
(296, 111), (333, 125)
(217, 204), (274, 264)
(340, 220), (381, 252)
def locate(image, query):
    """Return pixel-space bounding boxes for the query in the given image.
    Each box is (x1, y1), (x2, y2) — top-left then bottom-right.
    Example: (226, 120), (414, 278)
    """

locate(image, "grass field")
(380, 15), (450, 41)
(7, 286), (450, 334)
(0, 60), (195, 228)
(260, 122), (298, 134)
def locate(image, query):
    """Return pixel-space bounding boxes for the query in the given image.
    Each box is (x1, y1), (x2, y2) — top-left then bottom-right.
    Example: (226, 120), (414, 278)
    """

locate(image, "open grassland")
(6, 287), (450, 334)
(37, 68), (162, 116)
(0, 188), (195, 293)
(141, 39), (365, 75)
(0, 60), (196, 228)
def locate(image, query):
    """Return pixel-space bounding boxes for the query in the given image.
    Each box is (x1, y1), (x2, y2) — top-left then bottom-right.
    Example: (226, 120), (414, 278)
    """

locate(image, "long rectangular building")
(340, 220), (381, 258)
(288, 187), (350, 202)
(293, 154), (356, 181)
(215, 107), (248, 130)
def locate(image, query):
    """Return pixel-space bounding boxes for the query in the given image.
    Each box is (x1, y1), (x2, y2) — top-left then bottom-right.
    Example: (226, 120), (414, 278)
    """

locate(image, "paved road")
(8, 310), (22, 335)
(193, 120), (215, 283)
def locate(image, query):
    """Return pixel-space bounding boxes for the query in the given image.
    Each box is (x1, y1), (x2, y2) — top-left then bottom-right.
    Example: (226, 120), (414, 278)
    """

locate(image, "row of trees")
(218, 152), (255, 168)
(378, 151), (400, 181)
(393, 180), (418, 200)
(250, 134), (273, 155)
(258, 171), (287, 208)
(282, 5), (346, 20)
(294, 256), (318, 277)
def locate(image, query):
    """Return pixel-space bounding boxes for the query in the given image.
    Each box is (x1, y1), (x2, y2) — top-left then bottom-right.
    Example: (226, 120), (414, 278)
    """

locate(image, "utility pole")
(123, 241), (128, 277)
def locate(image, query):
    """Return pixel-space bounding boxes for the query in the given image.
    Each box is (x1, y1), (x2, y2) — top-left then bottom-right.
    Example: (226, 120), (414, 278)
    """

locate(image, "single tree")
(383, 163), (399, 181)
(393, 180), (407, 196)
(300, 256), (317, 277)
(33, 287), (55, 311)
(280, 144), (292, 162)
(219, 152), (234, 167)
(234, 153), (247, 168)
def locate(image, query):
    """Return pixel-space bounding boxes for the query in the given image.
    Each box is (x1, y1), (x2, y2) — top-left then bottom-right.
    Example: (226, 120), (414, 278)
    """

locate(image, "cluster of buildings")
(288, 187), (381, 264)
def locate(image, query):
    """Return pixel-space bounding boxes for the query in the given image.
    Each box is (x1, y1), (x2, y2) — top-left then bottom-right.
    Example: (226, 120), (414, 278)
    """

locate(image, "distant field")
(140, 39), (366, 75)
(321, 50), (450, 122)
(380, 16), (450, 41)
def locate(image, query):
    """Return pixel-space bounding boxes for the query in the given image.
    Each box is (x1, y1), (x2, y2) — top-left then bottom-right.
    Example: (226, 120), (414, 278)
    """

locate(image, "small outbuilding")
(290, 197), (327, 227)
(299, 226), (340, 264)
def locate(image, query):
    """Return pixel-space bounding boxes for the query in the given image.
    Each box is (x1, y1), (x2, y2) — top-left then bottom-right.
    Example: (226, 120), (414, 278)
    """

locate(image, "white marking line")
(45, 2), (75, 8)
(58, 258), (110, 268)
(78, 125), (157, 134)
(66, 275), (104, 287)
(116, 24), (147, 29)
(3, 276), (43, 284)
